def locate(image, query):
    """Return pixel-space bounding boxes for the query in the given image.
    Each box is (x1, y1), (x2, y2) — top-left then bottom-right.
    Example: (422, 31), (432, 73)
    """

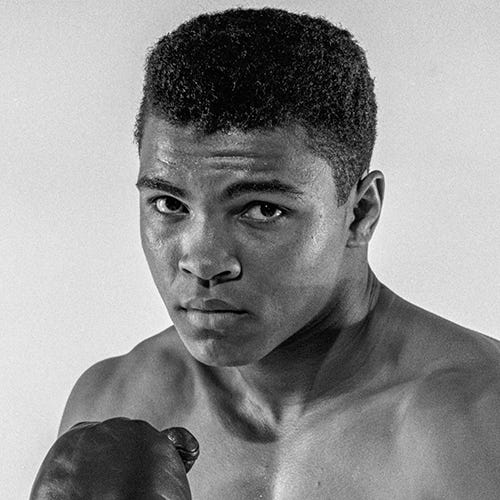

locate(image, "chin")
(192, 347), (258, 367)
(185, 337), (266, 368)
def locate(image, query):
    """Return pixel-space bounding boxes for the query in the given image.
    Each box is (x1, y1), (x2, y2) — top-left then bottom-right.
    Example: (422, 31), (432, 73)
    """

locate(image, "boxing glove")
(30, 417), (200, 499)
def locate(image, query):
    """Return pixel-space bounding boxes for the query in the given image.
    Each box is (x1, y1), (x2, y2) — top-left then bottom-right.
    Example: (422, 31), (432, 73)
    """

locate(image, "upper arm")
(58, 356), (121, 437)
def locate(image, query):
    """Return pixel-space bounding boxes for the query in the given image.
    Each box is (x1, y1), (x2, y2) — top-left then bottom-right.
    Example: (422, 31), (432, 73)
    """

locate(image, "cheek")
(140, 223), (179, 285)
(255, 218), (344, 283)
(274, 229), (345, 320)
(141, 225), (165, 255)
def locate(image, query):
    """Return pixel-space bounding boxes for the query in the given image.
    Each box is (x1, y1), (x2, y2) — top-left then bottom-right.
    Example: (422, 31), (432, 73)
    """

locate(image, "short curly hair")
(135, 7), (376, 204)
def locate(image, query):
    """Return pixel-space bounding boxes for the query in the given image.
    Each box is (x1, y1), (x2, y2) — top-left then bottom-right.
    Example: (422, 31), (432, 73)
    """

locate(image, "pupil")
(261, 204), (276, 217)
(165, 198), (181, 211)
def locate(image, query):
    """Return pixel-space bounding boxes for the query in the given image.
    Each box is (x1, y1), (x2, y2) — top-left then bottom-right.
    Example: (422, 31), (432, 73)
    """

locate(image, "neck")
(205, 265), (384, 432)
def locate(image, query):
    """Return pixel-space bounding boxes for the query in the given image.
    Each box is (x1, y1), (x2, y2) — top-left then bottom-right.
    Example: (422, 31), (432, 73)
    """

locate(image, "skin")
(58, 117), (500, 499)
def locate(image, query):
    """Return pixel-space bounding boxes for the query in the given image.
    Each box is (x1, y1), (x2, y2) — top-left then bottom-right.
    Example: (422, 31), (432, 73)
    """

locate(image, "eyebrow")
(135, 176), (187, 199)
(222, 180), (304, 200)
(136, 176), (304, 200)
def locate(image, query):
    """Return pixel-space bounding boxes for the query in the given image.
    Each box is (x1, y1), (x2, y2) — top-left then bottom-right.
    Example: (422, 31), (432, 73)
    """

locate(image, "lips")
(182, 297), (245, 313)
(180, 298), (247, 330)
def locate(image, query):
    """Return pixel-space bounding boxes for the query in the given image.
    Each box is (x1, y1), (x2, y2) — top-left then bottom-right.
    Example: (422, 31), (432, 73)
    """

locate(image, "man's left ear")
(346, 170), (385, 248)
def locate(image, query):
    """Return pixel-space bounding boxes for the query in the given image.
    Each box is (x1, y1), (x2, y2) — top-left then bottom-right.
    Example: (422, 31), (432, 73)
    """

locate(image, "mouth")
(182, 297), (244, 312)
(178, 297), (248, 330)
(180, 307), (247, 330)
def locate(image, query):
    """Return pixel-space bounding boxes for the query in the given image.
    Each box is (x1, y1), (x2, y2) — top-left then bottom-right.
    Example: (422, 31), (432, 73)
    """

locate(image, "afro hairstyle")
(134, 7), (377, 204)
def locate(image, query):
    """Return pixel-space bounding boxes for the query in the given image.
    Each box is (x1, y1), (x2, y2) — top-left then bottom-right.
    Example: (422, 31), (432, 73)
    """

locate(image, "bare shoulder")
(391, 296), (500, 498)
(370, 289), (500, 497)
(58, 326), (196, 436)
(396, 365), (500, 498)
(383, 288), (500, 373)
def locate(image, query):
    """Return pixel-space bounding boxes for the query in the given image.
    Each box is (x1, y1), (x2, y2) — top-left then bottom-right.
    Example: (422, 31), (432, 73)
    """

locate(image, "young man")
(32, 8), (500, 499)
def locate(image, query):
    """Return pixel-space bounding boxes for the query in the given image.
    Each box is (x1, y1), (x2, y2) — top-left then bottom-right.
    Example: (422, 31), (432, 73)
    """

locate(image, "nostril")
(178, 256), (241, 283)
(179, 265), (192, 275)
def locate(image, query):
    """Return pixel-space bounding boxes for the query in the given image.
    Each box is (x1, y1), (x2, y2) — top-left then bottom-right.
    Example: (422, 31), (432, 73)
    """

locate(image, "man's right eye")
(152, 196), (187, 214)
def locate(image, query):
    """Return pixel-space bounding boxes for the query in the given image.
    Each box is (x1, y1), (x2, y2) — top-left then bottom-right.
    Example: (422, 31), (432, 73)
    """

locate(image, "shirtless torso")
(59, 285), (500, 500)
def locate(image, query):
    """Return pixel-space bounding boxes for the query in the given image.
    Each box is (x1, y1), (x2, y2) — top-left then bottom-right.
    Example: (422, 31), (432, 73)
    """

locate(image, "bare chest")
(175, 399), (421, 500)
(106, 351), (425, 499)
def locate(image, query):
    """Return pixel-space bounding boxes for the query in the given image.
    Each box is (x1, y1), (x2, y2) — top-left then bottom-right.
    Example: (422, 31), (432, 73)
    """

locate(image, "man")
(31, 7), (500, 499)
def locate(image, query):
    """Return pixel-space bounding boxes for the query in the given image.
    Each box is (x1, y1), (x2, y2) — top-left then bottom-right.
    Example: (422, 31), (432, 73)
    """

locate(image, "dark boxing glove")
(30, 417), (200, 500)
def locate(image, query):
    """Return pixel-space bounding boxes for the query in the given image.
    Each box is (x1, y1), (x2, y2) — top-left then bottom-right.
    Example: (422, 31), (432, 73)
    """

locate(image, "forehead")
(139, 116), (334, 191)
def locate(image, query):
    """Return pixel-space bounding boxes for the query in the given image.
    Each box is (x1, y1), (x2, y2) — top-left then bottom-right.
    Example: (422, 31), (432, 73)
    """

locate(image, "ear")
(346, 170), (385, 248)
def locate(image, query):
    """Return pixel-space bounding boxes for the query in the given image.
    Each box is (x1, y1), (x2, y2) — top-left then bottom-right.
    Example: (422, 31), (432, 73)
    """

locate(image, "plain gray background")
(1, 1), (499, 497)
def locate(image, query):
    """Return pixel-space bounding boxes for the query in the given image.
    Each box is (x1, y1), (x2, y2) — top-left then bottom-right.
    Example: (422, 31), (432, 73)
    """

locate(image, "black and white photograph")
(2, 1), (499, 498)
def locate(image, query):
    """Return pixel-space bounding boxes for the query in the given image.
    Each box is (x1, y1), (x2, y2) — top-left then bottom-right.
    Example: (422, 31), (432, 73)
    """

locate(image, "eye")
(153, 196), (187, 214)
(242, 203), (284, 222)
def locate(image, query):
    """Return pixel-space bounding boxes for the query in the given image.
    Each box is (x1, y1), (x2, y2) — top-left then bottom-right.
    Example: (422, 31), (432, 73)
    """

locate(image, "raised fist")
(30, 417), (200, 499)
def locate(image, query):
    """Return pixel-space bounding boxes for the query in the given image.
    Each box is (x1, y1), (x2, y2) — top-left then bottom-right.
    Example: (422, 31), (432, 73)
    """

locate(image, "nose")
(178, 217), (241, 284)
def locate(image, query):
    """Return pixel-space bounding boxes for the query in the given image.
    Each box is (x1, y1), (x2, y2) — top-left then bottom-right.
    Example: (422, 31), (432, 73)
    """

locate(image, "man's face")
(137, 117), (353, 367)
